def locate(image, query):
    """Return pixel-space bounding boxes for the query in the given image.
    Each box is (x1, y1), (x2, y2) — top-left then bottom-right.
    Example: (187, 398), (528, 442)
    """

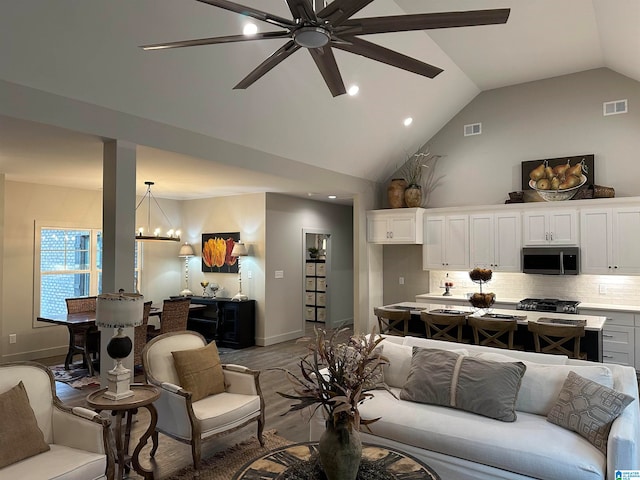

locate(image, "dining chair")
(133, 301), (153, 368)
(468, 316), (518, 350)
(64, 295), (99, 375)
(420, 312), (468, 343)
(528, 320), (587, 360)
(374, 307), (411, 336)
(148, 297), (191, 340)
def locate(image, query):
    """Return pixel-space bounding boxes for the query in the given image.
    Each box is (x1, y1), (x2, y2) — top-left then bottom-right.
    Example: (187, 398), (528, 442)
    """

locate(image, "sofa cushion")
(400, 348), (526, 422)
(547, 370), (634, 453)
(0, 381), (50, 468)
(172, 341), (225, 402)
(473, 351), (614, 415)
(361, 388), (606, 480)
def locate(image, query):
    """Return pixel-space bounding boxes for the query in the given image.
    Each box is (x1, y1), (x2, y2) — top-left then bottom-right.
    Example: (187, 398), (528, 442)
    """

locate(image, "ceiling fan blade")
(234, 40), (301, 90)
(308, 47), (347, 97)
(338, 9), (511, 35)
(196, 0), (296, 28)
(141, 31), (291, 50)
(285, 0), (317, 22)
(332, 36), (443, 78)
(317, 0), (375, 26)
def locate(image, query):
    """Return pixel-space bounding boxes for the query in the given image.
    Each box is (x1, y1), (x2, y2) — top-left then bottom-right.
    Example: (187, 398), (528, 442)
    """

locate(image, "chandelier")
(135, 181), (180, 242)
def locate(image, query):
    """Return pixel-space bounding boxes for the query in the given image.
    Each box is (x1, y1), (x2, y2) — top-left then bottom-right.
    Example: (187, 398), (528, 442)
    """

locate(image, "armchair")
(0, 362), (114, 480)
(141, 331), (265, 469)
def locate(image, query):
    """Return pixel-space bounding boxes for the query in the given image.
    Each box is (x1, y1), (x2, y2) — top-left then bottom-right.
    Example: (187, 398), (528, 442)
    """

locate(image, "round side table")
(233, 442), (441, 480)
(87, 383), (160, 480)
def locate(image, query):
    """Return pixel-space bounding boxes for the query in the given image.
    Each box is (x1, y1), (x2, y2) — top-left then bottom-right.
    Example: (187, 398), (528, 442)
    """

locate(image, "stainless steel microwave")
(522, 247), (580, 275)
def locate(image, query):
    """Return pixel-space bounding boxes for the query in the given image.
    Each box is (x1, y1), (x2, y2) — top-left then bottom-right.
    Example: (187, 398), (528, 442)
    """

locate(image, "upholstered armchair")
(141, 331), (265, 469)
(0, 362), (115, 480)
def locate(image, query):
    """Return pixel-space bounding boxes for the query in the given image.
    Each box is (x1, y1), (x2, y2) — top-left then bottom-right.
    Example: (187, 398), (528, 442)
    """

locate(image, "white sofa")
(309, 335), (640, 480)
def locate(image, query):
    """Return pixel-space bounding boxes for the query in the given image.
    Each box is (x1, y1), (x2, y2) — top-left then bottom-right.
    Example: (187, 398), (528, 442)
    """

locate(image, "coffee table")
(233, 441), (441, 479)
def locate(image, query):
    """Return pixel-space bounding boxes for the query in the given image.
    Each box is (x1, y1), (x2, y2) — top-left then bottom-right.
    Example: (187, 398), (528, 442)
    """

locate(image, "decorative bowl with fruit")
(529, 174), (587, 202)
(469, 292), (496, 309)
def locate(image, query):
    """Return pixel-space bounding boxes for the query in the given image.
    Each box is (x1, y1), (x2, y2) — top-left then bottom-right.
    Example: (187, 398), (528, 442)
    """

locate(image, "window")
(34, 222), (140, 322)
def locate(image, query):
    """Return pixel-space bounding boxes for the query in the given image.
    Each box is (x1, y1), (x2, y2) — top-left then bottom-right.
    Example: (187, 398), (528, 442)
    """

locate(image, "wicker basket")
(592, 185), (615, 198)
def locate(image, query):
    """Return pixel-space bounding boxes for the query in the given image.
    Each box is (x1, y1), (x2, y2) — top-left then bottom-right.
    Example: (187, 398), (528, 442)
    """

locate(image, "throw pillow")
(0, 381), (50, 468)
(547, 370), (634, 453)
(380, 341), (413, 388)
(400, 348), (526, 422)
(172, 341), (225, 402)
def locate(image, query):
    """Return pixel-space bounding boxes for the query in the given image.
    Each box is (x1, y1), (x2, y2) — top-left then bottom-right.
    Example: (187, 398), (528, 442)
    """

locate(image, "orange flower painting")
(202, 232), (240, 273)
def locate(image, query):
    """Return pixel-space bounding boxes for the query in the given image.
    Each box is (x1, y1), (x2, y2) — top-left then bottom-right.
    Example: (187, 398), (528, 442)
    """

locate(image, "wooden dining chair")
(148, 297), (191, 340)
(374, 307), (411, 336)
(468, 317), (518, 350)
(528, 320), (587, 360)
(133, 301), (153, 368)
(420, 312), (468, 343)
(64, 296), (99, 375)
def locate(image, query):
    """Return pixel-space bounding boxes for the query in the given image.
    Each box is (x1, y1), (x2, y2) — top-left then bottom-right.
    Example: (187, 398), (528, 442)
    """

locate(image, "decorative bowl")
(528, 175), (587, 202)
(469, 293), (496, 309)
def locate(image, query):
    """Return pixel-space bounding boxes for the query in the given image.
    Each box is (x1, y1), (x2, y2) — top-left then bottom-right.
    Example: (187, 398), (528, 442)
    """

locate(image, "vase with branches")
(398, 146), (444, 208)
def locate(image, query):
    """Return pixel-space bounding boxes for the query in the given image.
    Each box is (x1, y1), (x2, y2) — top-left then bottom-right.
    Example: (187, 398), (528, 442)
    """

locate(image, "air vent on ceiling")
(603, 99), (628, 116)
(464, 123), (482, 136)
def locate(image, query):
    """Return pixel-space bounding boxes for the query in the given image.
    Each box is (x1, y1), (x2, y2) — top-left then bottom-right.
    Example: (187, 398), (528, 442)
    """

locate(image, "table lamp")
(96, 291), (144, 400)
(231, 241), (248, 301)
(178, 242), (196, 296)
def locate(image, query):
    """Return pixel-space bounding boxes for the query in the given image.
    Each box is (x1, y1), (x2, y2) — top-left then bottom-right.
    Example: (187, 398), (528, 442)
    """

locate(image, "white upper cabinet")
(470, 212), (521, 272)
(366, 208), (425, 244)
(523, 209), (578, 246)
(423, 214), (469, 270)
(581, 207), (640, 274)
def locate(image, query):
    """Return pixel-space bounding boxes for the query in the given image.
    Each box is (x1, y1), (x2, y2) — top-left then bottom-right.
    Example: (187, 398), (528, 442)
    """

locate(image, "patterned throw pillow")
(547, 370), (634, 453)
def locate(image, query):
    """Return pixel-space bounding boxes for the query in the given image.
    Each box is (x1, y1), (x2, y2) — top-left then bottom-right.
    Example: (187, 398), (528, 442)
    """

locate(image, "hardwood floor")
(37, 322), (348, 479)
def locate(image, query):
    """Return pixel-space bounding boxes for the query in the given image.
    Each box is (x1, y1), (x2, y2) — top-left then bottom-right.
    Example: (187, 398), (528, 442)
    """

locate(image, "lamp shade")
(231, 241), (248, 257)
(178, 242), (195, 257)
(96, 292), (144, 328)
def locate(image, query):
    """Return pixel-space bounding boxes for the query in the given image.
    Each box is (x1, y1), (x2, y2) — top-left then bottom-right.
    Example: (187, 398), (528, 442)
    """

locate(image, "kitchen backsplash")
(429, 270), (640, 306)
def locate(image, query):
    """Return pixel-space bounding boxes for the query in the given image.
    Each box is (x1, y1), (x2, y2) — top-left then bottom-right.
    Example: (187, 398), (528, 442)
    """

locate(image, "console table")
(186, 296), (255, 348)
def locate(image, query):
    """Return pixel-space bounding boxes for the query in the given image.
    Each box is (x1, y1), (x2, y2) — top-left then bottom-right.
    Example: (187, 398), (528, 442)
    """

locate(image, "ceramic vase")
(318, 419), (362, 480)
(404, 184), (422, 207)
(387, 178), (408, 208)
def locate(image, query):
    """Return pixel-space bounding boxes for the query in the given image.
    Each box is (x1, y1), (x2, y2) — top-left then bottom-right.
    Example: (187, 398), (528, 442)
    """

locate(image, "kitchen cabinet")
(423, 214), (469, 270)
(581, 308), (635, 367)
(469, 212), (521, 272)
(580, 207), (640, 275)
(367, 208), (425, 244)
(523, 209), (578, 246)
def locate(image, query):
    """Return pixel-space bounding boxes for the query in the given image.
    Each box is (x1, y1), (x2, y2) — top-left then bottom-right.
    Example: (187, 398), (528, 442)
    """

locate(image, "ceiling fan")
(141, 0), (510, 97)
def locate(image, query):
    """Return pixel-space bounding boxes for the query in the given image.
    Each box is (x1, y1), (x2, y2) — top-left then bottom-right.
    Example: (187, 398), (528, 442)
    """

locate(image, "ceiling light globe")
(294, 27), (330, 48)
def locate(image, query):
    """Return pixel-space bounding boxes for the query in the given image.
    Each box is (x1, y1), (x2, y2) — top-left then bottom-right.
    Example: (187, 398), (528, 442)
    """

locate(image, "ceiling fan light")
(294, 27), (330, 48)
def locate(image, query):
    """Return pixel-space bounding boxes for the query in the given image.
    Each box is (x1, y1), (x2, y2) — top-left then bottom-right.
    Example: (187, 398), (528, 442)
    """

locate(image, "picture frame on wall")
(201, 232), (240, 273)
(521, 154), (595, 202)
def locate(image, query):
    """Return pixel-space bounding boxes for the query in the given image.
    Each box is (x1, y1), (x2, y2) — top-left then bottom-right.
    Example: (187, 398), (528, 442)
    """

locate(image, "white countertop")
(386, 301), (607, 331)
(414, 293), (640, 314)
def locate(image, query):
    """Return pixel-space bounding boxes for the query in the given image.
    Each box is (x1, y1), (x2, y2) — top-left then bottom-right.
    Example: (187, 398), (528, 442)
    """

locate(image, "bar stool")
(420, 312), (467, 343)
(374, 307), (411, 336)
(468, 316), (518, 350)
(528, 321), (587, 360)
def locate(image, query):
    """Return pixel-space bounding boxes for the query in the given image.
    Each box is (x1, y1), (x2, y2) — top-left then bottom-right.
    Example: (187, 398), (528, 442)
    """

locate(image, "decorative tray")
(429, 309), (469, 315)
(481, 313), (528, 320)
(537, 317), (586, 326)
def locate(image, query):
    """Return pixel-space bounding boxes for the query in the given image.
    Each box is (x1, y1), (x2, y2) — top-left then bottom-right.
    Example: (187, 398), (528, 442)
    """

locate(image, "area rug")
(168, 430), (292, 480)
(49, 364), (101, 389)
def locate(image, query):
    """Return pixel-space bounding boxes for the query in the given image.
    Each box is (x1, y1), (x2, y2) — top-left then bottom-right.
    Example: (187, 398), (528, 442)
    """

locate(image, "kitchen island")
(381, 301), (606, 362)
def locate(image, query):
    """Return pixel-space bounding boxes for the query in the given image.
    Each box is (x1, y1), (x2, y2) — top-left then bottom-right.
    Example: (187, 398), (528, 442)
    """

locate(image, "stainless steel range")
(516, 298), (580, 314)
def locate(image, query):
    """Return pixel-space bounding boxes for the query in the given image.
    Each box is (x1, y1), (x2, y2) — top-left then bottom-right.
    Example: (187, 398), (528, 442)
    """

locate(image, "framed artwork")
(201, 232), (240, 273)
(521, 154), (595, 202)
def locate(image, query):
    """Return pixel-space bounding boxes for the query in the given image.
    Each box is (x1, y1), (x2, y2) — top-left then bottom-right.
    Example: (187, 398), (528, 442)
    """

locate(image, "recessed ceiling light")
(243, 23), (258, 35)
(403, 117), (413, 127)
(328, 195), (337, 199)
(347, 85), (359, 96)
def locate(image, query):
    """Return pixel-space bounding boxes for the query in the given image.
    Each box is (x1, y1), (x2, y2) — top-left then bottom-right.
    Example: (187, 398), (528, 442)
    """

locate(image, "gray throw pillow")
(400, 348), (526, 422)
(547, 370), (634, 453)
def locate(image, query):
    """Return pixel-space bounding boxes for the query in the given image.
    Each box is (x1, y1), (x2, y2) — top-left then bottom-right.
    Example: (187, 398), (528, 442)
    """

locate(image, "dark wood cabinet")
(186, 297), (255, 348)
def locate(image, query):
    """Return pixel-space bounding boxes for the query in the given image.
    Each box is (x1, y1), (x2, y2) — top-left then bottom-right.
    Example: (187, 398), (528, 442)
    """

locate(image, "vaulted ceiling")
(0, 0), (638, 200)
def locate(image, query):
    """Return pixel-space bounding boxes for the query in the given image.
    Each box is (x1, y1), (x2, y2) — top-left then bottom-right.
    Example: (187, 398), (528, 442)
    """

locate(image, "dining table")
(37, 302), (205, 373)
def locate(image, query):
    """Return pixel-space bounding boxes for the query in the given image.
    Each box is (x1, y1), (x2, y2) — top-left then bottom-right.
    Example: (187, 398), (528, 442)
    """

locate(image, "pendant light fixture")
(135, 181), (181, 242)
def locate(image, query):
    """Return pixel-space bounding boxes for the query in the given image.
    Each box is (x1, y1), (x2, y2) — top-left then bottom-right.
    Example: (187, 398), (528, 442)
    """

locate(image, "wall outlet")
(247, 271), (252, 279)
(599, 284), (607, 295)
(399, 276), (405, 285)
(9, 334), (16, 344)
(274, 270), (284, 279)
